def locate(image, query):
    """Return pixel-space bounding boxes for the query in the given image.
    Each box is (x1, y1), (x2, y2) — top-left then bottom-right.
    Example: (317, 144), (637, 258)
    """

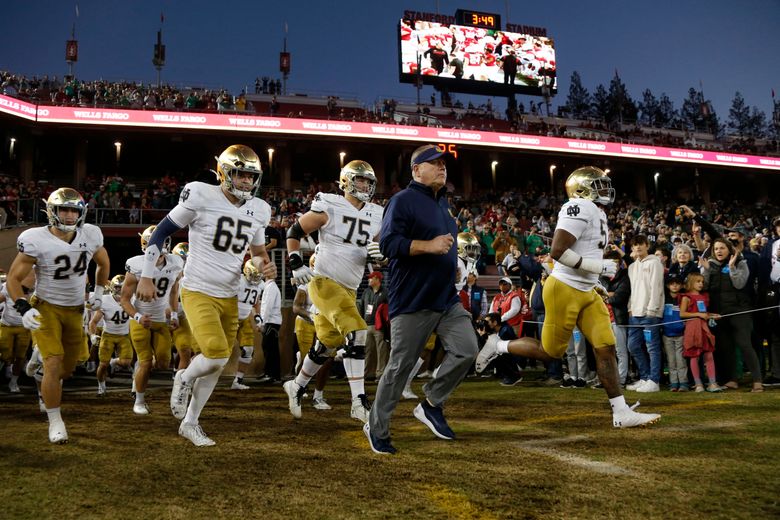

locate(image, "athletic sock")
(10, 374), (19, 386)
(497, 340), (510, 354)
(98, 380), (106, 392)
(135, 392), (145, 405)
(235, 370), (245, 382)
(313, 389), (324, 400)
(183, 368), (222, 425)
(46, 407), (63, 423)
(343, 357), (366, 398)
(294, 356), (323, 388)
(182, 355), (228, 385)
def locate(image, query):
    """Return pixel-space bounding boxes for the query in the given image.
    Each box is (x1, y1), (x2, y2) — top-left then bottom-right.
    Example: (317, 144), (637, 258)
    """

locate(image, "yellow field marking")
(662, 399), (732, 410)
(519, 412), (603, 425)
(423, 485), (498, 520)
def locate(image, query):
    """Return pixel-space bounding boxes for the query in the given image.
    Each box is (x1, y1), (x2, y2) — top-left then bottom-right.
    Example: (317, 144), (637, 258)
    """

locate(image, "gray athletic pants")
(369, 303), (478, 439)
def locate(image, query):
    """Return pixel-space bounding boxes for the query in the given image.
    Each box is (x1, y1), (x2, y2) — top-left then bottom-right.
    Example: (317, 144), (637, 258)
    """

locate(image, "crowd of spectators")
(3, 70), (778, 158)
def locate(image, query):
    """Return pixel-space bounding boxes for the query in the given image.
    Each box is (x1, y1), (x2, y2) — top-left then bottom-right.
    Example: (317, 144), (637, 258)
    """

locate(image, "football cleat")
(38, 398), (46, 413)
(231, 380), (250, 390)
(402, 387), (418, 400)
(612, 402), (661, 429)
(350, 394), (371, 424)
(48, 419), (69, 444)
(475, 334), (500, 374)
(283, 380), (305, 419)
(179, 422), (216, 447)
(312, 397), (332, 410)
(25, 346), (43, 377)
(170, 369), (192, 420)
(133, 403), (151, 415)
(8, 380), (20, 393)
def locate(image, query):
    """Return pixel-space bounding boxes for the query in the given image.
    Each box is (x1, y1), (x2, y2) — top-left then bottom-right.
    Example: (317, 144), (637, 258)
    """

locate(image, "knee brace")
(344, 344), (366, 360)
(239, 346), (254, 364)
(308, 340), (337, 364)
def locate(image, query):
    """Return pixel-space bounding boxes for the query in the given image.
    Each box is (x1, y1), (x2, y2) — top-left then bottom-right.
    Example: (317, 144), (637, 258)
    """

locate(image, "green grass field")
(2, 374), (779, 519)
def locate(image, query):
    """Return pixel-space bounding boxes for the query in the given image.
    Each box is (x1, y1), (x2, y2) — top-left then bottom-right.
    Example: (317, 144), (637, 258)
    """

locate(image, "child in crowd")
(679, 273), (722, 392)
(662, 274), (688, 391)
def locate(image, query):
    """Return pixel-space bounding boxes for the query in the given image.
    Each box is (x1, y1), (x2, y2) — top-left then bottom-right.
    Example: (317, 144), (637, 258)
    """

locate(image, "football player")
(6, 187), (110, 443)
(0, 270), (34, 393)
(231, 259), (263, 390)
(169, 242), (197, 370)
(136, 144), (276, 447)
(90, 275), (132, 396)
(121, 225), (184, 415)
(476, 167), (661, 428)
(283, 160), (384, 423)
(292, 251), (334, 410)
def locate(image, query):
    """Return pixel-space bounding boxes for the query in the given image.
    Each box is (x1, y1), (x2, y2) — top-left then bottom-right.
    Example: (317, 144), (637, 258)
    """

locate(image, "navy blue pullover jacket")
(380, 180), (459, 319)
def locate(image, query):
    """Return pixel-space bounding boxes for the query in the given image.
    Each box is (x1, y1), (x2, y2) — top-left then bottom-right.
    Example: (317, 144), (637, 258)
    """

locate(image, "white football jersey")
(17, 224), (103, 306)
(311, 193), (383, 290)
(237, 276), (263, 320)
(101, 294), (130, 335)
(168, 182), (271, 298)
(551, 198), (609, 291)
(126, 253), (184, 321)
(1, 283), (23, 326)
(455, 256), (478, 291)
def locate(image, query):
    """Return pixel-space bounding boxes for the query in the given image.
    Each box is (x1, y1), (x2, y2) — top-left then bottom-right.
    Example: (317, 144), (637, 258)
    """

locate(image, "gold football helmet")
(45, 187), (87, 232)
(109, 274), (125, 297)
(565, 166), (615, 205)
(457, 232), (481, 260)
(171, 242), (188, 261)
(214, 144), (263, 201)
(139, 225), (171, 253)
(243, 259), (263, 284)
(339, 160), (376, 203)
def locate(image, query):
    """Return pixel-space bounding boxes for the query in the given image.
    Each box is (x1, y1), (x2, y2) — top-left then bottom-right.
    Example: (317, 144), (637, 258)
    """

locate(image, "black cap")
(666, 273), (684, 285)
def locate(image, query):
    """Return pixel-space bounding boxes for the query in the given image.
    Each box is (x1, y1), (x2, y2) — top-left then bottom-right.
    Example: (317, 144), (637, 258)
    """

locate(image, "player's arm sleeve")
(379, 198), (413, 259)
(141, 216), (185, 278)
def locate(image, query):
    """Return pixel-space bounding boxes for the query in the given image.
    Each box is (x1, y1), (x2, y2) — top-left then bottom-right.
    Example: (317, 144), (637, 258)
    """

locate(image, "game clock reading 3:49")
(454, 9), (501, 30)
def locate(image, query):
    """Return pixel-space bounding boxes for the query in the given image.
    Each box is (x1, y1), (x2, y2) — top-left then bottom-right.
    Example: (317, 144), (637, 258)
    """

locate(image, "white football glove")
(87, 286), (104, 311)
(367, 241), (386, 263)
(90, 334), (101, 346)
(288, 251), (313, 285)
(254, 314), (262, 326)
(22, 308), (42, 331)
(601, 260), (619, 278)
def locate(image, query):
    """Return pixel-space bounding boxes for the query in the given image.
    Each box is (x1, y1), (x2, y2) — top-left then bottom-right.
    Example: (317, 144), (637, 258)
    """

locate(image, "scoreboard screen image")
(399, 18), (557, 97)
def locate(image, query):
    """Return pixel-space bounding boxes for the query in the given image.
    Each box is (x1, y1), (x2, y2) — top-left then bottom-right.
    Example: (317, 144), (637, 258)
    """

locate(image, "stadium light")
(549, 165), (556, 194)
(267, 148), (274, 176)
(654, 172), (660, 198)
(339, 151), (346, 168)
(9, 137), (15, 157)
(114, 141), (122, 162)
(491, 161), (498, 188)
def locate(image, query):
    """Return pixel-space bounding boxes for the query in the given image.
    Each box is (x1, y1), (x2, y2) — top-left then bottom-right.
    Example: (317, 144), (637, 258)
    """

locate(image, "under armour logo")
(566, 205), (581, 217)
(79, 243), (88, 248)
(246, 210), (254, 216)
(17, 242), (24, 253)
(180, 188), (190, 202)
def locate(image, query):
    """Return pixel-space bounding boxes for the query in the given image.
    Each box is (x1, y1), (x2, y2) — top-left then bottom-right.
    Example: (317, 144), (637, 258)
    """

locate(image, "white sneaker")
(178, 422), (216, 447)
(231, 380), (250, 390)
(48, 419), (68, 444)
(613, 402), (661, 428)
(9, 380), (20, 393)
(170, 369), (192, 420)
(350, 394), (371, 424)
(312, 397), (332, 410)
(402, 387), (418, 400)
(133, 403), (151, 415)
(416, 370), (433, 379)
(97, 386), (106, 397)
(636, 380), (660, 393)
(25, 347), (42, 377)
(626, 379), (647, 391)
(283, 380), (304, 419)
(475, 334), (500, 374)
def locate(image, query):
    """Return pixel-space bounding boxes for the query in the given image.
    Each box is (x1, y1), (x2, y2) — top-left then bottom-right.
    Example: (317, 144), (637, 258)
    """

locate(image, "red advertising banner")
(66, 40), (78, 62)
(1, 94), (778, 171)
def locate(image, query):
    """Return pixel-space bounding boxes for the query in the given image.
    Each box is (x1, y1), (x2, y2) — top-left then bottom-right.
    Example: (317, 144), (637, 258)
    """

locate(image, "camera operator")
(476, 312), (523, 386)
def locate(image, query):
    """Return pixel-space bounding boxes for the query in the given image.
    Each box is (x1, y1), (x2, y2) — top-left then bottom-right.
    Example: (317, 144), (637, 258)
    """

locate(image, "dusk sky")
(2, 0), (779, 124)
